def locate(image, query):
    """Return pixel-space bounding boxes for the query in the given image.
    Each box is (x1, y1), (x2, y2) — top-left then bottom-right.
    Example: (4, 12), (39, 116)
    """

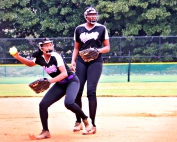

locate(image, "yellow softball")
(9, 46), (17, 55)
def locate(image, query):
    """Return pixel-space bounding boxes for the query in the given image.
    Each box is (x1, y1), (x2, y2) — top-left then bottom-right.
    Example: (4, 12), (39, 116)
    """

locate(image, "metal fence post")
(127, 50), (131, 82)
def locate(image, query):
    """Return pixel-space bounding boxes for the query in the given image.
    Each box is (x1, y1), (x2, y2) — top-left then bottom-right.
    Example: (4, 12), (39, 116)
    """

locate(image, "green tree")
(96, 0), (177, 36)
(1, 0), (177, 37)
(0, 0), (86, 38)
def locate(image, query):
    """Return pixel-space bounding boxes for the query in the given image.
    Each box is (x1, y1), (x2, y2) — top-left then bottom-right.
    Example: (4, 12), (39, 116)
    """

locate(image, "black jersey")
(74, 23), (109, 51)
(33, 52), (73, 78)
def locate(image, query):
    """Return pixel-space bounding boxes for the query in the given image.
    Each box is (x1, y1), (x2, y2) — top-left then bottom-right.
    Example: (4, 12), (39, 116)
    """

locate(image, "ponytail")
(32, 49), (43, 58)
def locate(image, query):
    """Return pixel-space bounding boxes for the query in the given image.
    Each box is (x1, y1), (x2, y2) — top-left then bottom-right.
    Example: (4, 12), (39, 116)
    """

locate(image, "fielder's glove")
(29, 78), (50, 94)
(79, 47), (99, 62)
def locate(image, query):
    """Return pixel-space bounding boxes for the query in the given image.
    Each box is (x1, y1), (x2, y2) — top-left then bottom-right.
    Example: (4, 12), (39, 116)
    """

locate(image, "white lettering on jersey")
(80, 32), (99, 43)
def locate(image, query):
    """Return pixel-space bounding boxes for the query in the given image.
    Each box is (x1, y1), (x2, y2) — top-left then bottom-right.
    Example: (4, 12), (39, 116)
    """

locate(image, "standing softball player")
(9, 38), (92, 139)
(70, 6), (110, 135)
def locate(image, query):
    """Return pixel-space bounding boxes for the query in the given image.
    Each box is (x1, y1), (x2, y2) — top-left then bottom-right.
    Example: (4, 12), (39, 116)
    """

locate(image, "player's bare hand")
(70, 62), (76, 72)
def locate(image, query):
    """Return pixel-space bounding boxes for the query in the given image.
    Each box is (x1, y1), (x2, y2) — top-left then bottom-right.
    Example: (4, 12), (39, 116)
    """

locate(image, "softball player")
(10, 38), (92, 139)
(70, 7), (110, 135)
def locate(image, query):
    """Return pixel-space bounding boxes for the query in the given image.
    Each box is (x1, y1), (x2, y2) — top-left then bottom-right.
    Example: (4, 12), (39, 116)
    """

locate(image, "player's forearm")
(98, 39), (110, 54)
(71, 48), (79, 62)
(15, 55), (34, 67)
(98, 45), (110, 54)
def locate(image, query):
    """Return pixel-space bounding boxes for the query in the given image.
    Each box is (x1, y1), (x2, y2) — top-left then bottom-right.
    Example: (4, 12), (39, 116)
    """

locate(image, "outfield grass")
(97, 82), (177, 97)
(1, 63), (177, 97)
(0, 82), (177, 97)
(100, 75), (177, 82)
(0, 75), (177, 84)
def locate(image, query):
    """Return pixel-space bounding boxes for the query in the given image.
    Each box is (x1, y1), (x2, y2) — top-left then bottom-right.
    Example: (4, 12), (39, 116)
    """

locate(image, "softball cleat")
(83, 118), (92, 132)
(82, 126), (96, 135)
(36, 130), (51, 139)
(73, 122), (83, 132)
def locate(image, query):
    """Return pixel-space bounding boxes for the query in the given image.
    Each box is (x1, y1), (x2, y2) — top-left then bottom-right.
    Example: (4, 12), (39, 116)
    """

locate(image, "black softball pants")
(75, 60), (103, 127)
(39, 76), (88, 131)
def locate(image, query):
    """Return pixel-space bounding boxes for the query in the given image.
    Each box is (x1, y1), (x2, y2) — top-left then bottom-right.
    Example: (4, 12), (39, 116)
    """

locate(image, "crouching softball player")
(9, 38), (92, 140)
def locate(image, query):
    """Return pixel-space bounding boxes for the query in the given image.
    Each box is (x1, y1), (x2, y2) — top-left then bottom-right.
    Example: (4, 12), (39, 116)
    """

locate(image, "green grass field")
(0, 75), (177, 84)
(0, 82), (177, 97)
(1, 63), (177, 97)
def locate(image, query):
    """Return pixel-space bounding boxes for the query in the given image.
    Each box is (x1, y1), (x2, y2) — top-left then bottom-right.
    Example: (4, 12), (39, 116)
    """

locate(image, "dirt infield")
(1, 97), (177, 142)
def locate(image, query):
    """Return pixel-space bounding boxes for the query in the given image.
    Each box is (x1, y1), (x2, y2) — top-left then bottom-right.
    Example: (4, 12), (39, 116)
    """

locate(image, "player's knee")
(64, 101), (74, 110)
(39, 101), (49, 110)
(87, 94), (97, 101)
(88, 96), (97, 101)
(87, 92), (97, 101)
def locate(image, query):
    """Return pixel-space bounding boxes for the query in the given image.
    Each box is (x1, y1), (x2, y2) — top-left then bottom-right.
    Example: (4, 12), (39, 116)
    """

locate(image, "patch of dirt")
(0, 97), (177, 142)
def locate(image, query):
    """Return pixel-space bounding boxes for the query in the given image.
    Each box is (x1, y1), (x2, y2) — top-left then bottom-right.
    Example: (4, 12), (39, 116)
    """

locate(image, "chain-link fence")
(0, 36), (177, 64)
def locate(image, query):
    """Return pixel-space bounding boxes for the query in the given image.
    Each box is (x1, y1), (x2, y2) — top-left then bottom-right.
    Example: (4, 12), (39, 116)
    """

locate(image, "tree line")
(0, 0), (177, 38)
